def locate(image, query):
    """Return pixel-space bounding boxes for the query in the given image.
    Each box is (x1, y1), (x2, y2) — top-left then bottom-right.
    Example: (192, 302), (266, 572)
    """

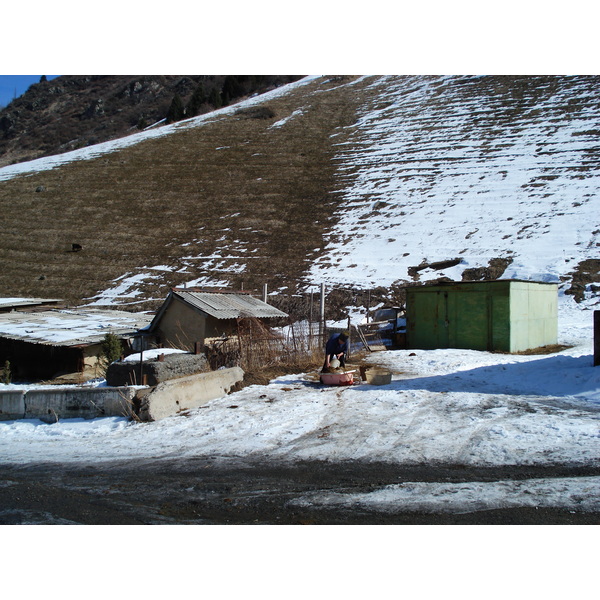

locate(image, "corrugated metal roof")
(0, 297), (62, 310)
(174, 290), (288, 320)
(0, 308), (153, 347)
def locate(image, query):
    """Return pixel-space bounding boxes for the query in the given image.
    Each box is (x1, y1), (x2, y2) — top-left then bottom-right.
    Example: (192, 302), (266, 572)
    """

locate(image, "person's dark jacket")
(325, 333), (348, 357)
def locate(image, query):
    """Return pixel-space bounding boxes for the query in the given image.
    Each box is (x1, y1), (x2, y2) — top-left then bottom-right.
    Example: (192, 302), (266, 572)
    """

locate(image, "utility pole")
(347, 315), (351, 359)
(309, 291), (314, 337)
(594, 311), (600, 367)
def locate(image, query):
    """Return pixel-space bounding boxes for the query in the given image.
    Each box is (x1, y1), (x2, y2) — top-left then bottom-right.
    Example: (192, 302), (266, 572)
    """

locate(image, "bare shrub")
(204, 317), (323, 377)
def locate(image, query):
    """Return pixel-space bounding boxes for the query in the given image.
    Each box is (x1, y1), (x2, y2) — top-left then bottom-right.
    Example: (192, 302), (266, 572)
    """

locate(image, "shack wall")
(509, 281), (558, 351)
(407, 281), (511, 351)
(155, 298), (238, 351)
(446, 282), (511, 351)
(82, 343), (104, 379)
(156, 298), (207, 351)
(204, 316), (237, 339)
(406, 289), (447, 350)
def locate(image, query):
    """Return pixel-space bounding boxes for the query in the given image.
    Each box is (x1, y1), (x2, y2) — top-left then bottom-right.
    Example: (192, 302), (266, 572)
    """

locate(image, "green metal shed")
(405, 280), (558, 353)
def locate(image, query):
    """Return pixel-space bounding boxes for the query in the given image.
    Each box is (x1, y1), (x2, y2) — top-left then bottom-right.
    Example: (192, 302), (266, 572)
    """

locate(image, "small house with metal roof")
(147, 288), (288, 351)
(0, 307), (152, 381)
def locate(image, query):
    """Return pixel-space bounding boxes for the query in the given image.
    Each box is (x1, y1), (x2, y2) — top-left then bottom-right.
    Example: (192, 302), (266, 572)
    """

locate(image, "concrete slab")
(1, 367), (242, 423)
(141, 367), (244, 421)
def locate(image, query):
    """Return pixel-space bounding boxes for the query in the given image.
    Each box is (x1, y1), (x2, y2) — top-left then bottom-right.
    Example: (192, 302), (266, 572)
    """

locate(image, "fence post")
(594, 310), (600, 367)
(138, 335), (144, 386)
(290, 319), (298, 353)
(236, 318), (243, 369)
(320, 283), (325, 339)
(310, 291), (314, 337)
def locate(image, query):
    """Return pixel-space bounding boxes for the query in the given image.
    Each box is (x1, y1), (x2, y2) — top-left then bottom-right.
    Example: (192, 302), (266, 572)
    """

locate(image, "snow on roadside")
(291, 476), (600, 514)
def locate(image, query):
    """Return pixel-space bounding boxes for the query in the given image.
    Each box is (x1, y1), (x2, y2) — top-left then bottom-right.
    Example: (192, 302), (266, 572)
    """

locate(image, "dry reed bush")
(240, 318), (322, 367)
(234, 317), (324, 384)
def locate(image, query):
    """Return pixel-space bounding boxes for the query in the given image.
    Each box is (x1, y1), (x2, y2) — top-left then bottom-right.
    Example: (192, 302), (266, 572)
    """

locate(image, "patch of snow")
(122, 348), (187, 362)
(0, 308), (151, 345)
(292, 476), (600, 514)
(84, 272), (160, 306)
(270, 108), (305, 129)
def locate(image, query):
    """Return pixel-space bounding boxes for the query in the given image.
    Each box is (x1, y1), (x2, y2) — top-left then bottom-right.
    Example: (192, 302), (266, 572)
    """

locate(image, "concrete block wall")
(0, 387), (137, 423)
(0, 366), (245, 423)
(0, 390), (26, 420)
(106, 353), (210, 387)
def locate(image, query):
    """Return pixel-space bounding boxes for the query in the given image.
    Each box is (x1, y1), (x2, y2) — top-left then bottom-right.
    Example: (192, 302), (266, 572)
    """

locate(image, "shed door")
(449, 291), (490, 351)
(407, 291), (449, 349)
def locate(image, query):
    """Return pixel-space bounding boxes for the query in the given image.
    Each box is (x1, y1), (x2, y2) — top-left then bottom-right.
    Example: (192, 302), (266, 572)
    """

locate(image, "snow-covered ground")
(2, 294), (599, 514)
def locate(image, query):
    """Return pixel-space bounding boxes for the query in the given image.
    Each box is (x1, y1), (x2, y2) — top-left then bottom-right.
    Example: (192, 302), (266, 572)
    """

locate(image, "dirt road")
(1, 458), (599, 524)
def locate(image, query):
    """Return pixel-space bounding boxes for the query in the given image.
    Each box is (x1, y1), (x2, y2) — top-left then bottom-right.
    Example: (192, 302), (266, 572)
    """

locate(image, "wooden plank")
(356, 325), (372, 352)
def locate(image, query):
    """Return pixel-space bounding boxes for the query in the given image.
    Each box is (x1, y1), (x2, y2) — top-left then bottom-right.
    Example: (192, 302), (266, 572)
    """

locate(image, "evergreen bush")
(1, 360), (11, 384)
(187, 83), (207, 117)
(208, 88), (222, 109)
(99, 333), (123, 376)
(165, 94), (185, 124)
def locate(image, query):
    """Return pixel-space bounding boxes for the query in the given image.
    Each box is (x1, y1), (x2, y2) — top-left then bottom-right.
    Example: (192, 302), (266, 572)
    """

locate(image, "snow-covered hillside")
(1, 75), (597, 306)
(0, 77), (321, 183)
(310, 76), (600, 294)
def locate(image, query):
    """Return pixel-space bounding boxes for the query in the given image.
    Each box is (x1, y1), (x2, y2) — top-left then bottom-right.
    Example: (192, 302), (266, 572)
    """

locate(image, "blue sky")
(0, 75), (59, 108)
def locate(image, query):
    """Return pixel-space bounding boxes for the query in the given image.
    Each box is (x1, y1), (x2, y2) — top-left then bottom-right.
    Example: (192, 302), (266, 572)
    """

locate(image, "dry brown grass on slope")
(0, 77), (370, 309)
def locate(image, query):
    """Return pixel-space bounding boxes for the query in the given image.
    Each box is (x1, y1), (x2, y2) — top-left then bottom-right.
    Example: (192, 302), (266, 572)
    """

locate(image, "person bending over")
(322, 331), (349, 372)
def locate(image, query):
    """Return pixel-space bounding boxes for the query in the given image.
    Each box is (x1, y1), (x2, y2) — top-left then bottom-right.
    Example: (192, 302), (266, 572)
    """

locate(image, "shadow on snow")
(381, 353), (600, 404)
